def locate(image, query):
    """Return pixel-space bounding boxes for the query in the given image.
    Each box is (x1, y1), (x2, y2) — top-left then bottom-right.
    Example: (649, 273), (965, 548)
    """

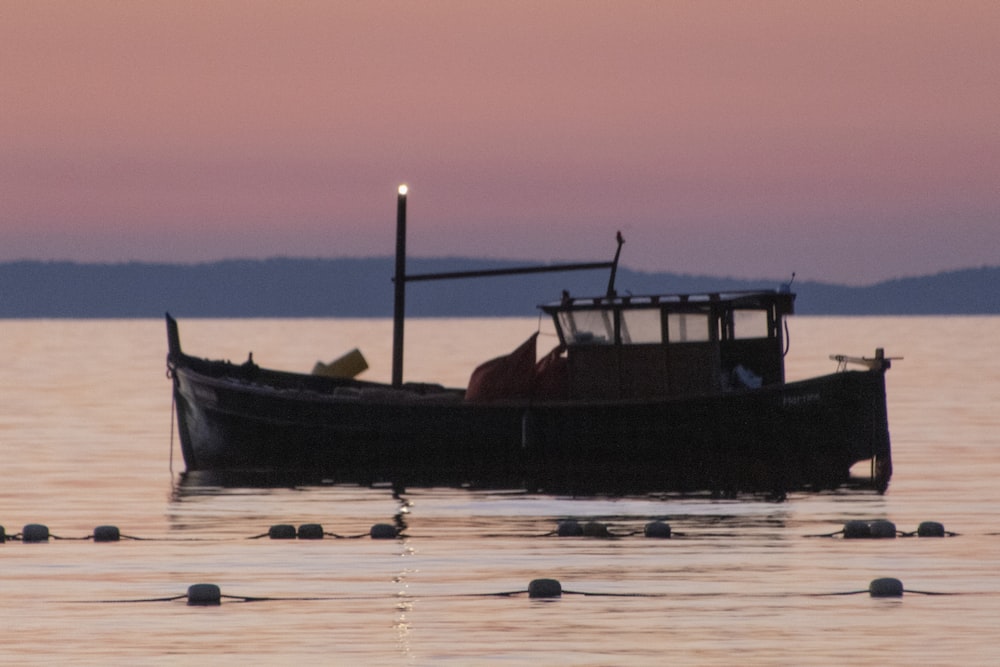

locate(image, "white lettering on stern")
(782, 392), (821, 407)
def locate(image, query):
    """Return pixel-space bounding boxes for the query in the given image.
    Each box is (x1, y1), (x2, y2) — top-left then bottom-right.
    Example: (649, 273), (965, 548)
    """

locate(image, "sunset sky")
(3, 1), (997, 285)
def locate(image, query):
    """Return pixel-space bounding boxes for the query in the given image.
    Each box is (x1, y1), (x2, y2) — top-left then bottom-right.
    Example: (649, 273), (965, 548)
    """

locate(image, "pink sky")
(2, 1), (997, 284)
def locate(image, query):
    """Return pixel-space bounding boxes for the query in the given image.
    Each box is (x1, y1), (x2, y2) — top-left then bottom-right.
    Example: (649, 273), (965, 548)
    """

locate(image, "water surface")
(1, 317), (998, 665)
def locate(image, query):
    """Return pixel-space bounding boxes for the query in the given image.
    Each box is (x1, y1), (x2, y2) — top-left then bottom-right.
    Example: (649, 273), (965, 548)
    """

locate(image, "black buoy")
(842, 520), (871, 539)
(0, 525), (5, 544)
(582, 521), (610, 538)
(22, 523), (50, 543)
(644, 521), (672, 538)
(187, 583), (222, 606)
(369, 523), (397, 539)
(556, 520), (582, 537)
(917, 521), (946, 537)
(869, 520), (897, 539)
(93, 525), (121, 542)
(268, 524), (297, 539)
(297, 523), (324, 540)
(528, 578), (562, 598)
(869, 577), (904, 598)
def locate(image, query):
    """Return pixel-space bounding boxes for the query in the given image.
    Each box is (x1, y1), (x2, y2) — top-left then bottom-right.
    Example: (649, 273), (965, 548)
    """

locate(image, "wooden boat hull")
(168, 334), (891, 495)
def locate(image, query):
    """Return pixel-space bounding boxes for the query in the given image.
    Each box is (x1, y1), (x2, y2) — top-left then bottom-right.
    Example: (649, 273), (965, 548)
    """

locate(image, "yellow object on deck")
(312, 348), (368, 378)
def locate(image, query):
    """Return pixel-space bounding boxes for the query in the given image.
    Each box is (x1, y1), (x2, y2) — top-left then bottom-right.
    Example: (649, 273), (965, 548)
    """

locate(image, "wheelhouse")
(540, 290), (796, 400)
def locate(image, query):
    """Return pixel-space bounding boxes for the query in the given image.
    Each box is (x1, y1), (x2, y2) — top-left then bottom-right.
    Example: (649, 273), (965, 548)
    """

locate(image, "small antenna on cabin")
(606, 231), (625, 297)
(780, 272), (796, 293)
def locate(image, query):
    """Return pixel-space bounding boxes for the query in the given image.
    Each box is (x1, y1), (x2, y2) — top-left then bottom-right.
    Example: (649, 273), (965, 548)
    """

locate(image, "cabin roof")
(540, 289), (795, 314)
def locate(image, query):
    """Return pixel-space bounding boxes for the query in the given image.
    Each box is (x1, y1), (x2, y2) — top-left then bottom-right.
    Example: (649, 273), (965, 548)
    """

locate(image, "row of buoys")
(527, 577), (923, 599)
(267, 523), (399, 540)
(179, 577), (913, 604)
(557, 520), (612, 537)
(267, 524), (325, 539)
(530, 577), (909, 598)
(557, 519), (952, 540)
(0, 519), (953, 543)
(0, 523), (402, 542)
(842, 520), (951, 538)
(556, 520), (672, 538)
(0, 524), (123, 543)
(555, 518), (958, 540)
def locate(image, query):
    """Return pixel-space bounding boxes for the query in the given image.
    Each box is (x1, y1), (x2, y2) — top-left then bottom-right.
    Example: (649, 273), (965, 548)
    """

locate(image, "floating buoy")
(917, 521), (945, 537)
(582, 521), (610, 538)
(842, 520), (871, 539)
(93, 525), (121, 542)
(22, 524), (50, 543)
(268, 524), (297, 539)
(187, 583), (222, 606)
(869, 577), (904, 598)
(869, 520), (897, 539)
(557, 520), (582, 537)
(297, 523), (324, 540)
(644, 521), (672, 538)
(369, 523), (397, 539)
(0, 525), (5, 544)
(528, 578), (562, 598)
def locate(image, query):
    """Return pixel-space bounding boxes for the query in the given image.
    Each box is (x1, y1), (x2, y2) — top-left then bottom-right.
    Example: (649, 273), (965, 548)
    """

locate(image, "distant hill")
(1, 258), (997, 317)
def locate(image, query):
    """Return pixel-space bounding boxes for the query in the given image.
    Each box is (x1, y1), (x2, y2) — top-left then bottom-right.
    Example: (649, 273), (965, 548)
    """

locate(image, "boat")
(166, 189), (893, 495)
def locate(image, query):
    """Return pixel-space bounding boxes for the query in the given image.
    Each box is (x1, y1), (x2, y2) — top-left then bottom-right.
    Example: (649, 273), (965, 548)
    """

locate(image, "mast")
(391, 184), (408, 388)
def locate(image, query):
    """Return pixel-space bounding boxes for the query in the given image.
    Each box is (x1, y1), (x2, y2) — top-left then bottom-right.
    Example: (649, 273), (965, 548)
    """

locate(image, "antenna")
(780, 272), (796, 293)
(606, 231), (625, 297)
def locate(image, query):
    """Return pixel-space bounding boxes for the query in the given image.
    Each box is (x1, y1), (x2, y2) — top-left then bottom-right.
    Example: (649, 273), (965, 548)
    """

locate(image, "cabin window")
(559, 310), (613, 344)
(732, 309), (770, 339)
(619, 308), (663, 343)
(667, 312), (711, 342)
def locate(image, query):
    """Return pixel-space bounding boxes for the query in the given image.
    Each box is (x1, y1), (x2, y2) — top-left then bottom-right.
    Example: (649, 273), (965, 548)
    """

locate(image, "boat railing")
(543, 290), (791, 311)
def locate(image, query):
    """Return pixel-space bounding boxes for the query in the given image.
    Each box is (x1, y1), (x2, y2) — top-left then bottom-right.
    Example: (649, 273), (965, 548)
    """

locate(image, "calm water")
(2, 316), (999, 665)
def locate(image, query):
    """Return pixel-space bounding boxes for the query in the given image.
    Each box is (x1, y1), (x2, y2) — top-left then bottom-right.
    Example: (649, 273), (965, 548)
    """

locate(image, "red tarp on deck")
(465, 333), (568, 401)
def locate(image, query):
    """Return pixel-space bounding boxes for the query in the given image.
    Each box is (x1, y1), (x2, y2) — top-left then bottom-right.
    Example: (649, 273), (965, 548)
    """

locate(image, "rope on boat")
(168, 392), (175, 477)
(166, 356), (177, 477)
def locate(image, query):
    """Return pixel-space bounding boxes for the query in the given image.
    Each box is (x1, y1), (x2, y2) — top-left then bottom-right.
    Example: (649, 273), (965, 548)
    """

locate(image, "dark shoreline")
(2, 258), (997, 317)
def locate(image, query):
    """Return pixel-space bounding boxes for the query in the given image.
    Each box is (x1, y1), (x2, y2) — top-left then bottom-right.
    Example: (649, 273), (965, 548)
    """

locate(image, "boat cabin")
(540, 290), (795, 400)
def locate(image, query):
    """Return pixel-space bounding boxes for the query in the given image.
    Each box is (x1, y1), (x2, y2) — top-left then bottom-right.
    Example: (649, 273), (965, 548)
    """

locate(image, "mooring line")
(66, 578), (987, 606)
